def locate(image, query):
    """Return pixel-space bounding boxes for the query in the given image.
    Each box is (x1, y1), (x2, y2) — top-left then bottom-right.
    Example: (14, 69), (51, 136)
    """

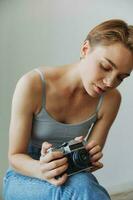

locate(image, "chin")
(86, 87), (100, 98)
(85, 89), (96, 98)
(83, 83), (99, 98)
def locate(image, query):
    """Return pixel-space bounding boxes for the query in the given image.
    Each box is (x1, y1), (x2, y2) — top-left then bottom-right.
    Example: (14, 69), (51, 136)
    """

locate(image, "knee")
(66, 172), (96, 189)
(64, 172), (111, 200)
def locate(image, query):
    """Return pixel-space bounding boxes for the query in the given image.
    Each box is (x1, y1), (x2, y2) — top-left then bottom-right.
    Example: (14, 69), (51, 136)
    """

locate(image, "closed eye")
(100, 64), (112, 72)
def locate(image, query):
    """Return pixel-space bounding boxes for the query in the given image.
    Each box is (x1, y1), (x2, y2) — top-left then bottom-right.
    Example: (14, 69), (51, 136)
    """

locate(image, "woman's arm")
(88, 89), (121, 149)
(85, 89), (121, 171)
(8, 71), (68, 185)
(8, 72), (41, 178)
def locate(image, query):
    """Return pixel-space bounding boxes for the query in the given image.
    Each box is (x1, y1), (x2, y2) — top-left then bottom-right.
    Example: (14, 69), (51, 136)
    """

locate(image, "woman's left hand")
(75, 137), (103, 172)
(85, 140), (103, 172)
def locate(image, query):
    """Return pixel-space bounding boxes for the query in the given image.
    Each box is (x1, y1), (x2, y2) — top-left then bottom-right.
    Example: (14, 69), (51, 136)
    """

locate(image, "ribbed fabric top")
(30, 68), (104, 148)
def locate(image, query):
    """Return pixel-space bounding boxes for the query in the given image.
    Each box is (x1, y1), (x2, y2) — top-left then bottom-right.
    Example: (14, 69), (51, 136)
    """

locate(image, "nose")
(102, 76), (115, 88)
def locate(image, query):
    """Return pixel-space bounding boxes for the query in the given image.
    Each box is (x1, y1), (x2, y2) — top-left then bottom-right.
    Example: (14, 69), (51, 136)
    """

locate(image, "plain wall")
(0, 0), (133, 197)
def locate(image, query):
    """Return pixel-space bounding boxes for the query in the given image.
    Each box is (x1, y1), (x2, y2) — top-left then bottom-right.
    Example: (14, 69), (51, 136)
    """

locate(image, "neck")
(55, 62), (87, 98)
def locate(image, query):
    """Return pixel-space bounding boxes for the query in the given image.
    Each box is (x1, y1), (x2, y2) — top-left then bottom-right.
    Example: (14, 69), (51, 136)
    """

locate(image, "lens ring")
(73, 149), (90, 168)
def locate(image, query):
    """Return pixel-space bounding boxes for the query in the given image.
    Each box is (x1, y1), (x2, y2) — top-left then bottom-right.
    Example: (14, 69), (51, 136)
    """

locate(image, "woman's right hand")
(39, 142), (68, 186)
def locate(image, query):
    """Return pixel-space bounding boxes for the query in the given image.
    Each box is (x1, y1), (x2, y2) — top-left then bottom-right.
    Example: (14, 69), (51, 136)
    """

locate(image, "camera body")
(47, 139), (93, 178)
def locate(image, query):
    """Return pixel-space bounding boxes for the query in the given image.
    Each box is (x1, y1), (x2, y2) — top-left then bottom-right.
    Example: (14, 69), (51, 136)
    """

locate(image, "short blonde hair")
(85, 19), (133, 52)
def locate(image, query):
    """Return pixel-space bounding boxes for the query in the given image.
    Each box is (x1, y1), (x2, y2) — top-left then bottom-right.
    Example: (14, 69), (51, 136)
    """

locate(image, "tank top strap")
(95, 94), (104, 114)
(34, 68), (46, 107)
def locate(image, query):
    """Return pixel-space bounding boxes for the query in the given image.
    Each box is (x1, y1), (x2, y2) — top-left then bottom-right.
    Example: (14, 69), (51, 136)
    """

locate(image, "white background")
(0, 0), (133, 197)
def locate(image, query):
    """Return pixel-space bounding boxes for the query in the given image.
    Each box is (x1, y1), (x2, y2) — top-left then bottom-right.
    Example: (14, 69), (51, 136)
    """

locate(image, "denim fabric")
(3, 144), (111, 200)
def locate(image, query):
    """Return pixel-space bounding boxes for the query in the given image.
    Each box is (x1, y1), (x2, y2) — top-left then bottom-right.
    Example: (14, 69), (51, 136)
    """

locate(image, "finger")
(74, 136), (84, 142)
(90, 162), (103, 172)
(41, 142), (53, 156)
(90, 167), (100, 172)
(85, 140), (98, 150)
(41, 157), (68, 172)
(44, 163), (68, 179)
(89, 145), (101, 156)
(50, 173), (68, 186)
(40, 151), (64, 164)
(92, 161), (103, 168)
(90, 152), (103, 162)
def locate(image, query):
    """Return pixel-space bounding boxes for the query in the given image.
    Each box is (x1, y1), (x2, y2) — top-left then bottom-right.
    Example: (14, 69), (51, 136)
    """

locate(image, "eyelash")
(100, 64), (125, 82)
(100, 64), (111, 72)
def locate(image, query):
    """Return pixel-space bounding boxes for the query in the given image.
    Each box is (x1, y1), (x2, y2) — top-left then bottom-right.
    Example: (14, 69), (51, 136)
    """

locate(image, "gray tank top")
(30, 68), (104, 148)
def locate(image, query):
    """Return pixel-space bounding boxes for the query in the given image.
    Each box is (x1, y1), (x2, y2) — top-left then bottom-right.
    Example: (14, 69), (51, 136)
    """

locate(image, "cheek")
(84, 64), (100, 82)
(81, 67), (98, 92)
(81, 58), (102, 85)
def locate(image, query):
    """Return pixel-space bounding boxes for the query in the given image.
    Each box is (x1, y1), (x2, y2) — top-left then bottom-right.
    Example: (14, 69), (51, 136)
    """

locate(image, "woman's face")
(79, 42), (133, 97)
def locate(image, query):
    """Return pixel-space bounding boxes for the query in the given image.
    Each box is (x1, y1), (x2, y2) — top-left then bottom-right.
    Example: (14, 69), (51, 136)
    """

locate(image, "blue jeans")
(3, 144), (111, 200)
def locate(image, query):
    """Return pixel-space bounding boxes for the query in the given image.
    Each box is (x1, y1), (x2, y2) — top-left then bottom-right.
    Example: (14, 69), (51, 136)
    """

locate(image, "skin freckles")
(79, 42), (133, 97)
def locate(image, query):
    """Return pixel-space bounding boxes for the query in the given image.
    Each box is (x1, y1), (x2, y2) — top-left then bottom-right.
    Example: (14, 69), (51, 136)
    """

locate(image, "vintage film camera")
(47, 139), (93, 178)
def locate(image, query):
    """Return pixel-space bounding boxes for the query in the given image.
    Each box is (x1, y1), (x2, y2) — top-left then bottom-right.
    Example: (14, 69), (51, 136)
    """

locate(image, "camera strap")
(84, 122), (95, 142)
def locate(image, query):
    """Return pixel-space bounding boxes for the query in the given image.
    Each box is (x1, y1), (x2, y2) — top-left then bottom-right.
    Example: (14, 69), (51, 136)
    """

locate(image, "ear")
(80, 40), (91, 59)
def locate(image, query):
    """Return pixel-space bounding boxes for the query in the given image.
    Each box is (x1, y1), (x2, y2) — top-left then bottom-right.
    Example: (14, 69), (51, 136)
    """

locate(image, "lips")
(94, 85), (106, 94)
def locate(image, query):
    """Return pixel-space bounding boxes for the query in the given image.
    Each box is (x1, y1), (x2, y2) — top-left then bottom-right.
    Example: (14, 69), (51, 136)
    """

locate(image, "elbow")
(8, 151), (20, 169)
(8, 152), (16, 168)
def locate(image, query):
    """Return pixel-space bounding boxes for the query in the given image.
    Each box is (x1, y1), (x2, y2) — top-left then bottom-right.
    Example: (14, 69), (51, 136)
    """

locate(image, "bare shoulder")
(16, 65), (51, 88)
(99, 88), (121, 120)
(16, 70), (36, 91)
(14, 66), (54, 112)
(15, 70), (39, 97)
(104, 88), (121, 106)
(13, 69), (43, 114)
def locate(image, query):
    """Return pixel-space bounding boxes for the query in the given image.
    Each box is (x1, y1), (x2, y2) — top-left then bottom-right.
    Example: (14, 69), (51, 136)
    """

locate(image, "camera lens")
(73, 149), (90, 169)
(80, 152), (88, 161)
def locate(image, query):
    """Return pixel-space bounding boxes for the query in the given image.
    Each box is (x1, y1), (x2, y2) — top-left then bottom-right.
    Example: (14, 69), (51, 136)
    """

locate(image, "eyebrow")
(104, 57), (131, 77)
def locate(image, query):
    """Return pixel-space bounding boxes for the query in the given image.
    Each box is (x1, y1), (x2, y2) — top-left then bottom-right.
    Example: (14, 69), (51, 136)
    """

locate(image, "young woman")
(3, 19), (133, 200)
